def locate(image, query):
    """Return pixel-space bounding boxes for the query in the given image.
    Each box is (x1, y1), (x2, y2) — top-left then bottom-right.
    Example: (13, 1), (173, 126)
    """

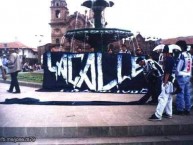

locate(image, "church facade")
(50, 0), (93, 52)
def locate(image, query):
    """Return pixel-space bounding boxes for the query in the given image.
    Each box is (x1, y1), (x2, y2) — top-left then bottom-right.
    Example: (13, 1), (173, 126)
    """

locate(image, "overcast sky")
(0, 0), (193, 48)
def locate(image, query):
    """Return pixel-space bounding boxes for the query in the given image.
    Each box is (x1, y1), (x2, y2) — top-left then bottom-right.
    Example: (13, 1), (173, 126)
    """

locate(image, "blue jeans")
(176, 76), (191, 111)
(190, 79), (193, 108)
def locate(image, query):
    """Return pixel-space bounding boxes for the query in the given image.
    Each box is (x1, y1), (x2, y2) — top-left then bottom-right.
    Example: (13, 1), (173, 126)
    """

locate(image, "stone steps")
(1, 123), (193, 138)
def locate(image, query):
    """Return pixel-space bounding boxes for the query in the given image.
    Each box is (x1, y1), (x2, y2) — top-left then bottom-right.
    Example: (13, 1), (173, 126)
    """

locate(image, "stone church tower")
(50, 0), (69, 44)
(50, 0), (92, 52)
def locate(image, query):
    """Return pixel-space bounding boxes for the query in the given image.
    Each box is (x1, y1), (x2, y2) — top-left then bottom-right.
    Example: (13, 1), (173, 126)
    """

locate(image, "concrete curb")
(0, 79), (42, 88)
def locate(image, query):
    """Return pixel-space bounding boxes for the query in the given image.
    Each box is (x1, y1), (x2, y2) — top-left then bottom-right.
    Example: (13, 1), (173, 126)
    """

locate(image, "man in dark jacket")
(136, 57), (163, 105)
(7, 49), (22, 93)
(149, 45), (175, 121)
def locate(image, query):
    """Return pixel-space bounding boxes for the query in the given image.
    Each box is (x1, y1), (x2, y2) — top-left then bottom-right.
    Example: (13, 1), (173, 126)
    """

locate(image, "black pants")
(126, 76), (162, 105)
(138, 76), (162, 104)
(9, 71), (20, 92)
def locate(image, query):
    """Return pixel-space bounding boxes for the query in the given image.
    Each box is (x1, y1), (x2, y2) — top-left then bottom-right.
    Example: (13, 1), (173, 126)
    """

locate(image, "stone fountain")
(65, 0), (133, 52)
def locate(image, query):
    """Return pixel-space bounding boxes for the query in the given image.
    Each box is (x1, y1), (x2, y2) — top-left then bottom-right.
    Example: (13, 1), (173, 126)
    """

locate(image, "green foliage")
(16, 72), (43, 83)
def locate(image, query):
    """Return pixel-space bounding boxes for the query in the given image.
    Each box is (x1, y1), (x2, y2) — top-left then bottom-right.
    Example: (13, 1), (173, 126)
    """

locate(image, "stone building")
(50, 0), (93, 52)
(38, 0), (94, 63)
(161, 36), (193, 46)
(0, 42), (38, 64)
(124, 33), (160, 55)
(50, 0), (69, 45)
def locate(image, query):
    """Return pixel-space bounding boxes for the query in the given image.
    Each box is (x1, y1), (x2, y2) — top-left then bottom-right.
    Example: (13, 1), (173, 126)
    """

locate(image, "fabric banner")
(42, 52), (148, 94)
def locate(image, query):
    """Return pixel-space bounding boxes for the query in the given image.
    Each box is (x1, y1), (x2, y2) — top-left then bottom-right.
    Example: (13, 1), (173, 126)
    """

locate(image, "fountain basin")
(65, 28), (133, 52)
(82, 0), (114, 9)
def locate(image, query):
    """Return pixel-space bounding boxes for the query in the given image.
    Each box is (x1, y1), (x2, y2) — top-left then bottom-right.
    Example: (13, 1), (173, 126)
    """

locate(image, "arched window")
(56, 3), (59, 6)
(54, 28), (60, 34)
(56, 38), (60, 44)
(55, 10), (61, 18)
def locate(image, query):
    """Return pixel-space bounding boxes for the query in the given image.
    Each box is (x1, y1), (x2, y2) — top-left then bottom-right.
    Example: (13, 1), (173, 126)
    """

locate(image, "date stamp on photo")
(0, 136), (36, 143)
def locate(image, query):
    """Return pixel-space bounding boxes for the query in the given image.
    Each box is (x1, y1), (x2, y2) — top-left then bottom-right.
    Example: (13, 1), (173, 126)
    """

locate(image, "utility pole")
(35, 35), (44, 47)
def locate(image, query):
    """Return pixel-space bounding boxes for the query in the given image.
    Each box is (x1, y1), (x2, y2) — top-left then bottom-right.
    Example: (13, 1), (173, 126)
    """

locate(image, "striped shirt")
(143, 59), (164, 79)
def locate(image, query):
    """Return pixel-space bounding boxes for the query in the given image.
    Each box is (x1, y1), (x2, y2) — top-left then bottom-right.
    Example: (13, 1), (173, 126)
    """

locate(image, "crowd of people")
(135, 40), (193, 121)
(107, 43), (145, 56)
(22, 62), (42, 72)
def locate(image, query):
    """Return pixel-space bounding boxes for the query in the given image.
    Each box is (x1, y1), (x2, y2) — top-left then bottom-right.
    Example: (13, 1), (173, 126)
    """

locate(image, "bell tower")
(50, 0), (69, 44)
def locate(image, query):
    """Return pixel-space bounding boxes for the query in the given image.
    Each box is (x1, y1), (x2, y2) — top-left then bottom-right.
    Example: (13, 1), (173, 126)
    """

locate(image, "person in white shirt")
(0, 57), (6, 80)
(175, 40), (192, 115)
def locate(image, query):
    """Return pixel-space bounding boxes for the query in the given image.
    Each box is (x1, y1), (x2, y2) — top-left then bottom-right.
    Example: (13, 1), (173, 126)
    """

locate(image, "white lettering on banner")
(47, 53), (136, 91)
(140, 88), (148, 94)
(117, 54), (131, 84)
(97, 53), (103, 90)
(47, 53), (58, 79)
(131, 57), (143, 78)
(57, 54), (68, 80)
(68, 54), (84, 86)
(76, 53), (96, 90)
(97, 53), (118, 91)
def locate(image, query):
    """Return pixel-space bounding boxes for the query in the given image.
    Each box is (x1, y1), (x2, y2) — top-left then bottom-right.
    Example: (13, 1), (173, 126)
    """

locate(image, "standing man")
(0, 57), (7, 80)
(7, 49), (22, 93)
(175, 40), (192, 115)
(149, 45), (175, 121)
(136, 57), (163, 104)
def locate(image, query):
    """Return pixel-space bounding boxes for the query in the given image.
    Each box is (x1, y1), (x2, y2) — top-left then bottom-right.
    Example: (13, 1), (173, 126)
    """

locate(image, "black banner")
(42, 52), (148, 94)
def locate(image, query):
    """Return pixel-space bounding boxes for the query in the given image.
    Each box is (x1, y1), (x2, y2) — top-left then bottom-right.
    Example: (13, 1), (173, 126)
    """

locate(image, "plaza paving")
(0, 82), (193, 145)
